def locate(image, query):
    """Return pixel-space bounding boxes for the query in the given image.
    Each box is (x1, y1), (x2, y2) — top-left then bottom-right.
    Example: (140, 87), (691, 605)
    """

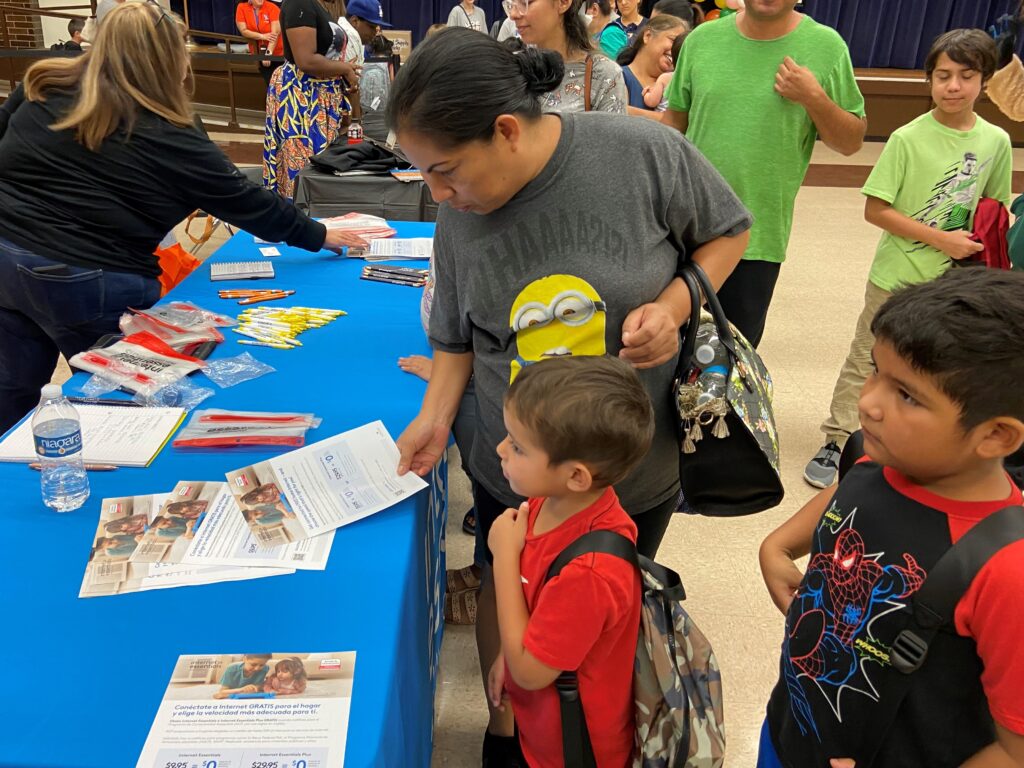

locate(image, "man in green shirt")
(664, 0), (866, 346)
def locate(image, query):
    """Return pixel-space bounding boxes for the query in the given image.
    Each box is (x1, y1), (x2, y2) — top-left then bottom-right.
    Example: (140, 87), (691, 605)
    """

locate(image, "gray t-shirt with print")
(542, 54), (627, 114)
(428, 113), (752, 512)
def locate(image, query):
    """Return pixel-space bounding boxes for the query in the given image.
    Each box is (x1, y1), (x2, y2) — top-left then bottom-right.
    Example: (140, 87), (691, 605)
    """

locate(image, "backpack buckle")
(890, 630), (929, 674)
(554, 672), (580, 702)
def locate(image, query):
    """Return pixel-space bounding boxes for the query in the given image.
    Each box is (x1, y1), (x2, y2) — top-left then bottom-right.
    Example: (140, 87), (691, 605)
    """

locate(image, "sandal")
(444, 588), (478, 625)
(462, 507), (476, 535)
(446, 564), (482, 593)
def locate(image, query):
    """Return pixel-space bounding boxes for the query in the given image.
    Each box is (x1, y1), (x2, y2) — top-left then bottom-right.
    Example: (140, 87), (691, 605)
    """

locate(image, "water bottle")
(694, 325), (726, 367)
(696, 365), (728, 406)
(32, 383), (89, 512)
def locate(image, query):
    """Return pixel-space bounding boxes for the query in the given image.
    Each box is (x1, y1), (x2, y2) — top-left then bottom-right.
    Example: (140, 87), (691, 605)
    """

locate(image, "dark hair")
(924, 28), (998, 82)
(588, 0), (613, 15)
(504, 356), (654, 487)
(616, 13), (685, 66)
(426, 23), (448, 36)
(243, 653), (273, 661)
(68, 17), (85, 36)
(652, 0), (693, 25)
(871, 269), (1024, 430)
(387, 28), (563, 146)
(274, 657), (307, 680)
(563, 0), (594, 54)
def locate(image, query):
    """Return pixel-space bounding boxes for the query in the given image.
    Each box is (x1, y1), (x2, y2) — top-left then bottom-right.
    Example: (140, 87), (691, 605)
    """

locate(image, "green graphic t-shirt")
(863, 112), (1012, 291)
(666, 14), (865, 263)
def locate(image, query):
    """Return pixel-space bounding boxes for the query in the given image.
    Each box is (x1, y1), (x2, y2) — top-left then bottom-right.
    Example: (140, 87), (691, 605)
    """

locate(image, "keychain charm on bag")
(674, 263), (784, 517)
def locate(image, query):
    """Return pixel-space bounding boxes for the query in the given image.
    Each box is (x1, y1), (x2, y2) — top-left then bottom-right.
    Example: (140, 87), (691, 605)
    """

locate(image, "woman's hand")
(322, 229), (369, 253)
(487, 654), (508, 711)
(619, 300), (685, 369)
(396, 414), (451, 476)
(339, 61), (363, 85)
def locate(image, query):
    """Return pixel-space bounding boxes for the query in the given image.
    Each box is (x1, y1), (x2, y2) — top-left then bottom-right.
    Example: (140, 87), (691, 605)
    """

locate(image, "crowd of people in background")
(3, 1), (1024, 767)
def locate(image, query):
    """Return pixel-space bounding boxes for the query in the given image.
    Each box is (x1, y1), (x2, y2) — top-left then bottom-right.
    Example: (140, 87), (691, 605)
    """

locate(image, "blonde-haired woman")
(0, 1), (365, 434)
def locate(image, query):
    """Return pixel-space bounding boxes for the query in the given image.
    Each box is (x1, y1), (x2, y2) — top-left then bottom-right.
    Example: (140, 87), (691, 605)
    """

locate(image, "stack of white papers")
(348, 238), (433, 261)
(79, 421), (426, 597)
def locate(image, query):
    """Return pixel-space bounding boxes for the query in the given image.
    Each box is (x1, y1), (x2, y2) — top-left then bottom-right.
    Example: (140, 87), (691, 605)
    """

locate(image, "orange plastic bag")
(155, 242), (201, 296)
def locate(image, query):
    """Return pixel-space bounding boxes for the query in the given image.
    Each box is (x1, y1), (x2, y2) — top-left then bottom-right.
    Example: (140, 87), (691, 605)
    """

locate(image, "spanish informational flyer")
(225, 420), (427, 544)
(136, 652), (356, 768)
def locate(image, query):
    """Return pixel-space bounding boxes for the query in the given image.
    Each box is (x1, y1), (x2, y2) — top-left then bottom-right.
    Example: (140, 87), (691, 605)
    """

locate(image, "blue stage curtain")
(802, 0), (1020, 69)
(174, 0), (511, 47)
(380, 0), (507, 43)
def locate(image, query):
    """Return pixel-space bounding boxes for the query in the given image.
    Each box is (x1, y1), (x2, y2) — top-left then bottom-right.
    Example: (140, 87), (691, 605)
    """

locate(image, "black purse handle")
(678, 263), (738, 377)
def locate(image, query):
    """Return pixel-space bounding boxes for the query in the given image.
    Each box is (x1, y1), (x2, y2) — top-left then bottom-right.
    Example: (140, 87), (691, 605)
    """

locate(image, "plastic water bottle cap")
(40, 384), (62, 401)
(695, 344), (715, 365)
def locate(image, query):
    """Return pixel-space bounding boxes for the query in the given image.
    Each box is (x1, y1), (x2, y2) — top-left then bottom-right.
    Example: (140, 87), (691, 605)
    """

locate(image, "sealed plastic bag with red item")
(172, 409), (321, 450)
(68, 331), (206, 397)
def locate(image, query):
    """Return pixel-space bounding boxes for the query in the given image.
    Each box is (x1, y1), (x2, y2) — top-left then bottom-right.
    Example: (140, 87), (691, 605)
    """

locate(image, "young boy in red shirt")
(758, 268), (1024, 768)
(487, 355), (651, 768)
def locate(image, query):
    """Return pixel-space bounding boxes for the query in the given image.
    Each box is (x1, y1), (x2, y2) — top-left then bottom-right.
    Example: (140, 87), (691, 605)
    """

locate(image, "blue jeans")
(0, 237), (160, 434)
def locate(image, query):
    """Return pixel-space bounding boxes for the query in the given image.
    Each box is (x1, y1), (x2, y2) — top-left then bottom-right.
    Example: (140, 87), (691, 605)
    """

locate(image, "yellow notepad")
(0, 405), (186, 467)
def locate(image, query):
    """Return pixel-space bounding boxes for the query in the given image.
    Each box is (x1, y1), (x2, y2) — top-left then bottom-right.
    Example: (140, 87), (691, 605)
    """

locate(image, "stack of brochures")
(79, 420), (427, 598)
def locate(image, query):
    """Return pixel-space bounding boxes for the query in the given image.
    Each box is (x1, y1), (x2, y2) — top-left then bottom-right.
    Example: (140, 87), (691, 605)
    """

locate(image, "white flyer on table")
(225, 420), (427, 543)
(136, 652), (355, 768)
(181, 482), (334, 570)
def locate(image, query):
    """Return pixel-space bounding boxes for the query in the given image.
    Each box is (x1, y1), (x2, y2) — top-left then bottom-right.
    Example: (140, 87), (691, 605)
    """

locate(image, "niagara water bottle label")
(35, 429), (83, 458)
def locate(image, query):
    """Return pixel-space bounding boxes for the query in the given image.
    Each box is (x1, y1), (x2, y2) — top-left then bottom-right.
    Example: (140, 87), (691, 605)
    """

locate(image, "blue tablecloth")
(0, 221), (446, 768)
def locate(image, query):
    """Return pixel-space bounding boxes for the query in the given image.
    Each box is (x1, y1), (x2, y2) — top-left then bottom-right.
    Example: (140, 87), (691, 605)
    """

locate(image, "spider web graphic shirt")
(765, 461), (1024, 768)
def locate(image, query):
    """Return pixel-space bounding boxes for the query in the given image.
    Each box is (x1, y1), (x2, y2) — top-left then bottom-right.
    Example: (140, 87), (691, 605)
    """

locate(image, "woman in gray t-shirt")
(387, 26), (750, 762)
(505, 0), (626, 113)
(446, 0), (487, 32)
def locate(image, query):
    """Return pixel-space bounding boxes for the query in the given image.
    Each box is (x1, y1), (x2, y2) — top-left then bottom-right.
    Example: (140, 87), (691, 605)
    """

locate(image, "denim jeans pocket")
(16, 262), (105, 326)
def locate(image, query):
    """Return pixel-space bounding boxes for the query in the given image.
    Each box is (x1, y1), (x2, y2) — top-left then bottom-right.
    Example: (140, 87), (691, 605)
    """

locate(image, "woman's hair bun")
(510, 43), (566, 96)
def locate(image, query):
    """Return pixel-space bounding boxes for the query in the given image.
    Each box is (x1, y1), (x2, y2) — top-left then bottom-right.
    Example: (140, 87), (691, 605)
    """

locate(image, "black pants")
(473, 481), (676, 563)
(715, 259), (783, 348)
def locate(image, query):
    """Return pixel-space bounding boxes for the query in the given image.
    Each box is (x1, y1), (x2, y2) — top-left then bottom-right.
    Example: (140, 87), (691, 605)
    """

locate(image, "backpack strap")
(857, 504), (1024, 765)
(544, 530), (638, 768)
(584, 55), (594, 113)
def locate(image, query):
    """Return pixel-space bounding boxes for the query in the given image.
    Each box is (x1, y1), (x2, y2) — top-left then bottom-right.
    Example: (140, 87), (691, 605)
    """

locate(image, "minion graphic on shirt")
(508, 275), (607, 383)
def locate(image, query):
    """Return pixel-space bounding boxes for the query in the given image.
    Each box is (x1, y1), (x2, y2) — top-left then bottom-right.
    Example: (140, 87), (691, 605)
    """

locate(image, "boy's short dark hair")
(652, 0), (694, 25)
(243, 653), (273, 661)
(589, 0), (613, 15)
(925, 29), (998, 82)
(68, 17), (85, 36)
(871, 269), (1024, 430)
(505, 355), (654, 487)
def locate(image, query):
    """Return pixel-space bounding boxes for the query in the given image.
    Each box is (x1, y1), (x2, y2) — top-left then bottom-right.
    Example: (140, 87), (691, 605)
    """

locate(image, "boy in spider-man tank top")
(758, 268), (1024, 768)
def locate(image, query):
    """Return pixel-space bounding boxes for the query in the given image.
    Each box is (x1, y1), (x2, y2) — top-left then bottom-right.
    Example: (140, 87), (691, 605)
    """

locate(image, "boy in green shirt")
(665, 0), (865, 346)
(805, 29), (1012, 489)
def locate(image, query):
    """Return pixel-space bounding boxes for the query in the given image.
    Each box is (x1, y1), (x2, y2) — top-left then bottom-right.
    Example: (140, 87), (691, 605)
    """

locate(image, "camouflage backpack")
(546, 531), (726, 768)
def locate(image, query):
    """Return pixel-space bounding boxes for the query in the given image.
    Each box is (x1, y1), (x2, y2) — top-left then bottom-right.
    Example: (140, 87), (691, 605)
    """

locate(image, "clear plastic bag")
(133, 378), (215, 410)
(68, 332), (206, 397)
(172, 409), (321, 450)
(202, 353), (276, 388)
(119, 311), (221, 354)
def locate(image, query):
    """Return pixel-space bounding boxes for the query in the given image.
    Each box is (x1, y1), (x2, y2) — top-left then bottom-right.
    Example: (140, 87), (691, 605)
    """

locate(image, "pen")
(238, 291), (294, 305)
(66, 397), (142, 408)
(29, 463), (118, 471)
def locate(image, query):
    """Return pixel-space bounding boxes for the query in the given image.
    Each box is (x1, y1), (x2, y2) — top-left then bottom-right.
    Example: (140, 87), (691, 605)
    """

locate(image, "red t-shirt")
(506, 487), (640, 768)
(235, 1), (284, 56)
(884, 467), (1024, 734)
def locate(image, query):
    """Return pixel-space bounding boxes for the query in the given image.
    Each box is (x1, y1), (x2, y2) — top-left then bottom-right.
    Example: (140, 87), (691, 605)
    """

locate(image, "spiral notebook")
(0, 405), (186, 467)
(209, 261), (276, 281)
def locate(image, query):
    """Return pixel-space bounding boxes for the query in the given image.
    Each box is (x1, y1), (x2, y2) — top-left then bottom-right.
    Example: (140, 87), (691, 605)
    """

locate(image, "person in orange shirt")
(236, 0), (284, 86)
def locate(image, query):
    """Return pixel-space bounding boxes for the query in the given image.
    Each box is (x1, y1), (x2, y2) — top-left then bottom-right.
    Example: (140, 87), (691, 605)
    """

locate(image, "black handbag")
(674, 263), (783, 516)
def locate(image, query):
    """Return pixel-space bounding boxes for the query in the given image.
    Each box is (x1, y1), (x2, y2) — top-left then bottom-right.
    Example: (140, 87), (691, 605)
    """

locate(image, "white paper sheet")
(225, 420), (428, 542)
(136, 652), (355, 768)
(182, 483), (334, 570)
